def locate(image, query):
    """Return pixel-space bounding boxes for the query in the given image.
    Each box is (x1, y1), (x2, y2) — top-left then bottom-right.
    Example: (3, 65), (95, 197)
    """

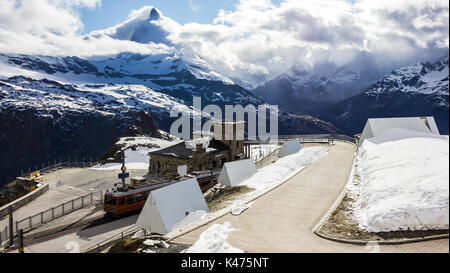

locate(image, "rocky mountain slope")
(321, 56), (449, 135)
(253, 66), (383, 115)
(0, 51), (341, 187)
(0, 7), (344, 187)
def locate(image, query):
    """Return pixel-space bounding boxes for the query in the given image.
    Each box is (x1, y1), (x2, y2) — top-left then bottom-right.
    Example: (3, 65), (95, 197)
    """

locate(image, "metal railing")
(84, 225), (140, 253)
(7, 191), (103, 240)
(19, 160), (101, 179)
(244, 134), (355, 145)
(0, 226), (8, 248)
(255, 147), (281, 168)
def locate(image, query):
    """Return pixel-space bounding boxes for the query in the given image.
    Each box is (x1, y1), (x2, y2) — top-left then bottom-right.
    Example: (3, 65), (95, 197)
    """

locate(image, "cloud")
(188, 0), (201, 12)
(0, 2), (175, 57)
(167, 0), (449, 86)
(0, 0), (448, 87)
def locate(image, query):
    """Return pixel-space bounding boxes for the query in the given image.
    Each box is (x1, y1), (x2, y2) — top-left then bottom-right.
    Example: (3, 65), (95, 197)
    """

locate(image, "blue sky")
(80, 0), (282, 33)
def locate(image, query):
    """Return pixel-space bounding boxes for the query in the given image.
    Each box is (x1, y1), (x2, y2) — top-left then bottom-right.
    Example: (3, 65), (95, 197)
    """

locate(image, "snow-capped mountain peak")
(253, 65), (383, 115)
(149, 7), (162, 21)
(88, 6), (172, 45)
(321, 55), (449, 136)
(367, 55), (449, 96)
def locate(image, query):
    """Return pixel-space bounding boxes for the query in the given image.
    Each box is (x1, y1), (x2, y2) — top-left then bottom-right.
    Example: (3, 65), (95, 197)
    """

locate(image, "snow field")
(350, 128), (449, 232)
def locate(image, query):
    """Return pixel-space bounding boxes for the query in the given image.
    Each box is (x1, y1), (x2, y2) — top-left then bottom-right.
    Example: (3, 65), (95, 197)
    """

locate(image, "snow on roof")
(359, 116), (440, 146)
(150, 137), (229, 159)
(185, 137), (210, 150)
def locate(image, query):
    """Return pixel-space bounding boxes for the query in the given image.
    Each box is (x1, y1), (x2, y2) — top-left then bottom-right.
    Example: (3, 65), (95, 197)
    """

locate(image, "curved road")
(172, 142), (449, 253)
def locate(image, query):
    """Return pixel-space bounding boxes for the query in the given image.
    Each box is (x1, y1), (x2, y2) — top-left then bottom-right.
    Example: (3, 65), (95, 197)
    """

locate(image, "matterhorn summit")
(149, 7), (162, 21)
(89, 6), (170, 45)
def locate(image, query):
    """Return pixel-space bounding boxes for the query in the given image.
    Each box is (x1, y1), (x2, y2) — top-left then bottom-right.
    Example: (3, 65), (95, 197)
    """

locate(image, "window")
(136, 193), (144, 203)
(118, 198), (125, 205)
(144, 191), (150, 199)
(127, 195), (135, 204)
(104, 195), (116, 205)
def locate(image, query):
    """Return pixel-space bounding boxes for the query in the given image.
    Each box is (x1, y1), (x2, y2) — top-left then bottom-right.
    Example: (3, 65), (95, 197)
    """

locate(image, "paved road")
(173, 142), (449, 253)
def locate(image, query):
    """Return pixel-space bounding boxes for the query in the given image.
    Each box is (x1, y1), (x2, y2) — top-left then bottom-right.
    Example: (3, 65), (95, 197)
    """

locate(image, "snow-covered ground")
(349, 128), (449, 232)
(242, 146), (328, 194)
(183, 222), (244, 253)
(115, 134), (179, 147)
(91, 135), (180, 170)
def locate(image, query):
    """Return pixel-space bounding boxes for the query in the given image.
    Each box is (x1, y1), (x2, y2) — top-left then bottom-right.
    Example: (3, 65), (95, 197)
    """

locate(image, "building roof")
(150, 138), (231, 159)
(358, 116), (440, 146)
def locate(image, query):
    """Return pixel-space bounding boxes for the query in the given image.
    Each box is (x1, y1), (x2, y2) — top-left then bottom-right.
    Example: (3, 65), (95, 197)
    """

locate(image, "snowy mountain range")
(1, 6), (447, 187)
(0, 51), (341, 186)
(322, 55), (449, 135)
(253, 66), (384, 115)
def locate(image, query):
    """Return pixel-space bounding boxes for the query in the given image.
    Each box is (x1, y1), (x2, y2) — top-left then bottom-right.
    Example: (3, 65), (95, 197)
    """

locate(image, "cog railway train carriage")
(103, 171), (220, 216)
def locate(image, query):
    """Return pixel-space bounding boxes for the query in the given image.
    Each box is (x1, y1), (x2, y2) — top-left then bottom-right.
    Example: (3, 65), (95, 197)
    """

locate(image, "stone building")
(148, 121), (245, 176)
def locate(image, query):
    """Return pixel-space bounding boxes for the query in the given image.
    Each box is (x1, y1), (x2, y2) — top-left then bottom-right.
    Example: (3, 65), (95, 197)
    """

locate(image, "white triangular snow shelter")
(218, 159), (257, 187)
(358, 116), (440, 146)
(278, 140), (302, 158)
(136, 177), (209, 235)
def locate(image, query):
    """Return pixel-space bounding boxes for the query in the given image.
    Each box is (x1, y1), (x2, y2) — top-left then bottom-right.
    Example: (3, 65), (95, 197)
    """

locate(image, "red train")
(103, 171), (219, 216)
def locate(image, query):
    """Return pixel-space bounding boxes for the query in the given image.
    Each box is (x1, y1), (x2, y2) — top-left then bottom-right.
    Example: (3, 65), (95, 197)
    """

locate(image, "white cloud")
(188, 0), (201, 12)
(166, 0), (449, 86)
(0, 0), (448, 87)
(0, 2), (174, 57)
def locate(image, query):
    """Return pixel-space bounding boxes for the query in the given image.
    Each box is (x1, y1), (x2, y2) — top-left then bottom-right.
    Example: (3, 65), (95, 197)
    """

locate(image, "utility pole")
(119, 150), (129, 187)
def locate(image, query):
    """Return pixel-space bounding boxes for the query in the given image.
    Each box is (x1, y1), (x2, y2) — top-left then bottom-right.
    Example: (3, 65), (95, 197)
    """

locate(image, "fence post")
(90, 193), (93, 204)
(41, 212), (44, 224)
(18, 229), (24, 253)
(8, 206), (14, 247)
(28, 217), (32, 230)
(51, 207), (54, 220)
(17, 230), (24, 253)
(62, 203), (65, 216)
(81, 196), (84, 207)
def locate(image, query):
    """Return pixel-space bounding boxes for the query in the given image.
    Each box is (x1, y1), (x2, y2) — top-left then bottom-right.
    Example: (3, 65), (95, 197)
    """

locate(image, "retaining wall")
(0, 184), (49, 219)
